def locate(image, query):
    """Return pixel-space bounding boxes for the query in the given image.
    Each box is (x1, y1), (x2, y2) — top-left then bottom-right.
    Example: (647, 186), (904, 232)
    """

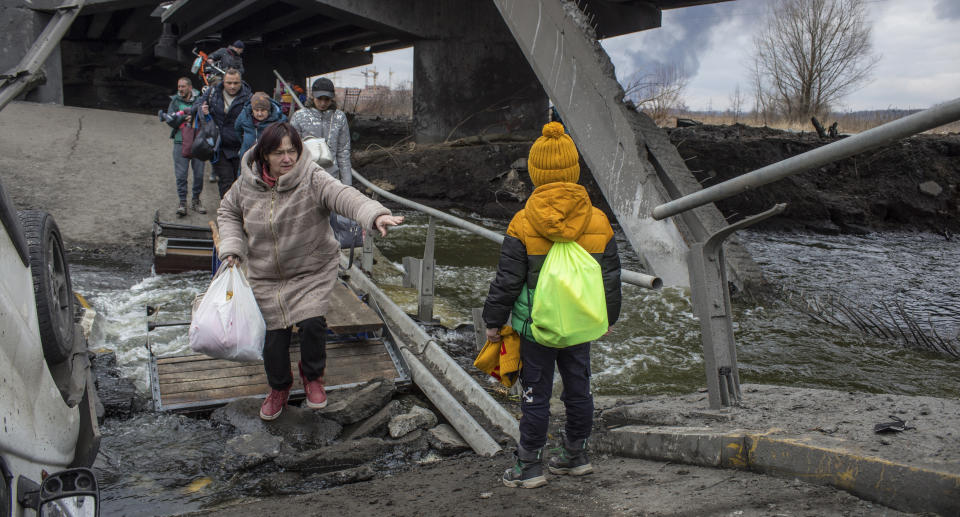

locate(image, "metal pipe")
(272, 69), (305, 110)
(652, 97), (960, 220)
(354, 170), (505, 242)
(147, 320), (190, 331)
(623, 269), (662, 290)
(352, 170), (662, 290)
(0, 1), (85, 111)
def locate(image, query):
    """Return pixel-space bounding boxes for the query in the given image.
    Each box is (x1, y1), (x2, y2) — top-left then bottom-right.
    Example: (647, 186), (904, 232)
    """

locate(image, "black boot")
(502, 445), (546, 488)
(176, 199), (187, 217)
(548, 431), (593, 476)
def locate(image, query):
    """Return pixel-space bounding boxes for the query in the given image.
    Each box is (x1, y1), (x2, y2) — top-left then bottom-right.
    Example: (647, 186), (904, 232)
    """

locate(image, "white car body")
(0, 188), (99, 515)
(0, 224), (81, 479)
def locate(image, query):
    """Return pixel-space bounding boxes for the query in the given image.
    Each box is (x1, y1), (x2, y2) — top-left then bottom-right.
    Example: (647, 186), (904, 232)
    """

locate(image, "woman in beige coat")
(217, 121), (403, 420)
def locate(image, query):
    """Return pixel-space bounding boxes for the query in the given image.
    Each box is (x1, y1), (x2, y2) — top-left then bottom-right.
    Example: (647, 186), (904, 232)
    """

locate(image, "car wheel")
(17, 210), (74, 365)
(0, 458), (10, 517)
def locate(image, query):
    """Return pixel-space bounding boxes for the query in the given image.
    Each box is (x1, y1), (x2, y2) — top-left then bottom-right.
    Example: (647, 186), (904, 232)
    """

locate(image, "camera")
(158, 109), (187, 129)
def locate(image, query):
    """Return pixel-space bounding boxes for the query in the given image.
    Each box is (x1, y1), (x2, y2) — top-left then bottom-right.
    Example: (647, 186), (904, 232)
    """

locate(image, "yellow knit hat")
(528, 122), (580, 187)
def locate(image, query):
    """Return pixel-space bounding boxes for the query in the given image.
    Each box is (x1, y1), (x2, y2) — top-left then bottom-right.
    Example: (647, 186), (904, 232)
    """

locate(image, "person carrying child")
(482, 121), (622, 488)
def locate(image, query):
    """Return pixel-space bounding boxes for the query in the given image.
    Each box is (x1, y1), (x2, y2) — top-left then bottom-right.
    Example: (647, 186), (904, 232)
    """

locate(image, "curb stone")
(594, 425), (960, 516)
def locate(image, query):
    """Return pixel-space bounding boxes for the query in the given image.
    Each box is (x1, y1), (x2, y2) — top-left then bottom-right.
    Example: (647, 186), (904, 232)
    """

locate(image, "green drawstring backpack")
(530, 241), (608, 347)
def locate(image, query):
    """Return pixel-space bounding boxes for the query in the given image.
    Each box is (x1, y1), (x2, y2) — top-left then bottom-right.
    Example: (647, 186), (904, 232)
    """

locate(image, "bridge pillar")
(413, 2), (546, 143)
(0, 1), (63, 104)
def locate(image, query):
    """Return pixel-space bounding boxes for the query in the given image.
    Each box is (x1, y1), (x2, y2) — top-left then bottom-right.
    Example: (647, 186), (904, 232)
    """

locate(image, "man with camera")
(165, 77), (206, 216)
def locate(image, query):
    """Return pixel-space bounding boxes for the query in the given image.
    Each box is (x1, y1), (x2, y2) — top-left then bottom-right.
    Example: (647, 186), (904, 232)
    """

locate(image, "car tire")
(17, 210), (74, 365)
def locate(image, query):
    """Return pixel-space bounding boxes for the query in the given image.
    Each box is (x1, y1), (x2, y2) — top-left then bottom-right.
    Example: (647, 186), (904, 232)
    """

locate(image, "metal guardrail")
(651, 97), (960, 409)
(653, 97), (960, 221)
(352, 169), (663, 290)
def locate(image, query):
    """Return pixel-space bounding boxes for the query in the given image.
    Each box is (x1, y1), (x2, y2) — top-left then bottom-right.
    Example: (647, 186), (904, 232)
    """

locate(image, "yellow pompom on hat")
(528, 121), (580, 187)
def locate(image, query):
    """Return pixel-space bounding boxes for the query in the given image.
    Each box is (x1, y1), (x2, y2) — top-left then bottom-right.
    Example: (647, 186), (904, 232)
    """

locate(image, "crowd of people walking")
(162, 44), (402, 422)
(164, 46), (354, 214)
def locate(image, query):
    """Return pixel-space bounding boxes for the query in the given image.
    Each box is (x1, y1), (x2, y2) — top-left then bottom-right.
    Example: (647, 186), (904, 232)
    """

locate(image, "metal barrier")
(652, 98), (960, 409)
(352, 169), (663, 292)
(0, 1), (85, 111)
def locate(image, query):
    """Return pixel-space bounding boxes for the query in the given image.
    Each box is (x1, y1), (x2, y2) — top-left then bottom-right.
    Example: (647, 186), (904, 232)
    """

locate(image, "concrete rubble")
(201, 378), (466, 485)
(388, 405), (438, 438)
(427, 424), (471, 456)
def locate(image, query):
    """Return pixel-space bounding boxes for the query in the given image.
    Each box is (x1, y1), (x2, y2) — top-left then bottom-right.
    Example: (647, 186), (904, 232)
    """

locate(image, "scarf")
(261, 163), (277, 188)
(224, 90), (236, 111)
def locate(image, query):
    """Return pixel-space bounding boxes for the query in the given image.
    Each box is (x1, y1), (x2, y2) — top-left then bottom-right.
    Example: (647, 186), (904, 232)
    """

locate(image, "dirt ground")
(665, 124), (960, 235)
(186, 452), (909, 517)
(175, 385), (956, 516)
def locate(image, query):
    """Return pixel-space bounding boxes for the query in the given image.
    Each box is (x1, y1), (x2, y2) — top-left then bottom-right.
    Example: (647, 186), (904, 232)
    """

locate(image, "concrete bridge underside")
(2, 0), (759, 287)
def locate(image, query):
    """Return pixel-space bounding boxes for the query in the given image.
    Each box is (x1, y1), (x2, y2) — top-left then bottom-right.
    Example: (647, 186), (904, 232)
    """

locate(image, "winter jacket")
(482, 182), (622, 342)
(216, 147), (391, 330)
(208, 47), (244, 75)
(289, 107), (353, 185)
(192, 81), (252, 159)
(166, 88), (201, 143)
(235, 98), (286, 159)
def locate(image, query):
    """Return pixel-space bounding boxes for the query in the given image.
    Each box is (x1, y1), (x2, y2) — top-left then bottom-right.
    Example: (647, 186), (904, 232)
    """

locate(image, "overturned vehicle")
(0, 178), (101, 516)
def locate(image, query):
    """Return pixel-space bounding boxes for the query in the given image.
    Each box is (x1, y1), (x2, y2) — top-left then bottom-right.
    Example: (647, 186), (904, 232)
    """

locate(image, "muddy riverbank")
(354, 121), (960, 235)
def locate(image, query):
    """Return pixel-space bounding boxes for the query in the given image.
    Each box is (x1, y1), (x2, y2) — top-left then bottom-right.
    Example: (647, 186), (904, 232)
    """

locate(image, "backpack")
(191, 113), (220, 162)
(530, 241), (608, 347)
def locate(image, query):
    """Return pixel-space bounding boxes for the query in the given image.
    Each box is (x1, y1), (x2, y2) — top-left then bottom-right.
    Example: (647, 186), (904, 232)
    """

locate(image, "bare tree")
(751, 0), (879, 121)
(728, 83), (745, 123)
(624, 64), (689, 126)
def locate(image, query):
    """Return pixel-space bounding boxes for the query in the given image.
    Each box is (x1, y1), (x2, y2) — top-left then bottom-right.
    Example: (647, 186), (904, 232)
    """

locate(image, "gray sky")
(330, 0), (959, 112)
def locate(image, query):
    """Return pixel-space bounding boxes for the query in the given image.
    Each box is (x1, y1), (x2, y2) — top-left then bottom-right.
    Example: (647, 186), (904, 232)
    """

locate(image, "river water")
(71, 212), (960, 515)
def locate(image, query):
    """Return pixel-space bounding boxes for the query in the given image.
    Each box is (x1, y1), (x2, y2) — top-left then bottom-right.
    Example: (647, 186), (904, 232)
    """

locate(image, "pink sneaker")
(299, 361), (328, 409)
(259, 387), (290, 421)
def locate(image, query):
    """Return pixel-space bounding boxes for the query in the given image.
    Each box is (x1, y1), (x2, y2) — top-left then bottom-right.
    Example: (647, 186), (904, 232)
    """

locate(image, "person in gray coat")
(290, 77), (353, 185)
(217, 122), (403, 421)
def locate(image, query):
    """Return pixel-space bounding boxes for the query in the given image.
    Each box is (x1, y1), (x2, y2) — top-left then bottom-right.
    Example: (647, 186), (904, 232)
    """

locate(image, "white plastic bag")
(189, 265), (266, 362)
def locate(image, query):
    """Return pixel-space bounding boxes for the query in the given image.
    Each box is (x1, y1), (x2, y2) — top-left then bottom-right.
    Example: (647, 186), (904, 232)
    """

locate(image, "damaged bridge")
(1, 0), (757, 288)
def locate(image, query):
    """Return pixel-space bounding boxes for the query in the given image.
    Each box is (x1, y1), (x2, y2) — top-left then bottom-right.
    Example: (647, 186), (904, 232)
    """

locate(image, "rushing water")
(70, 213), (960, 515)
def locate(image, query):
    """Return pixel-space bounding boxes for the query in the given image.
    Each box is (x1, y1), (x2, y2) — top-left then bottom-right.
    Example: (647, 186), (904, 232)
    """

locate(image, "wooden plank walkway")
(153, 339), (402, 411)
(150, 280), (404, 412)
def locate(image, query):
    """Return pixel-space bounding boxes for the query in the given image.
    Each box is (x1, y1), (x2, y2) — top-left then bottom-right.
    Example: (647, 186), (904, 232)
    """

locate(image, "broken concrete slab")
(389, 405), (438, 438)
(428, 424), (470, 456)
(222, 431), (286, 471)
(211, 398), (342, 449)
(276, 431), (427, 472)
(343, 399), (403, 440)
(919, 180), (943, 197)
(308, 465), (376, 486)
(319, 377), (396, 425)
